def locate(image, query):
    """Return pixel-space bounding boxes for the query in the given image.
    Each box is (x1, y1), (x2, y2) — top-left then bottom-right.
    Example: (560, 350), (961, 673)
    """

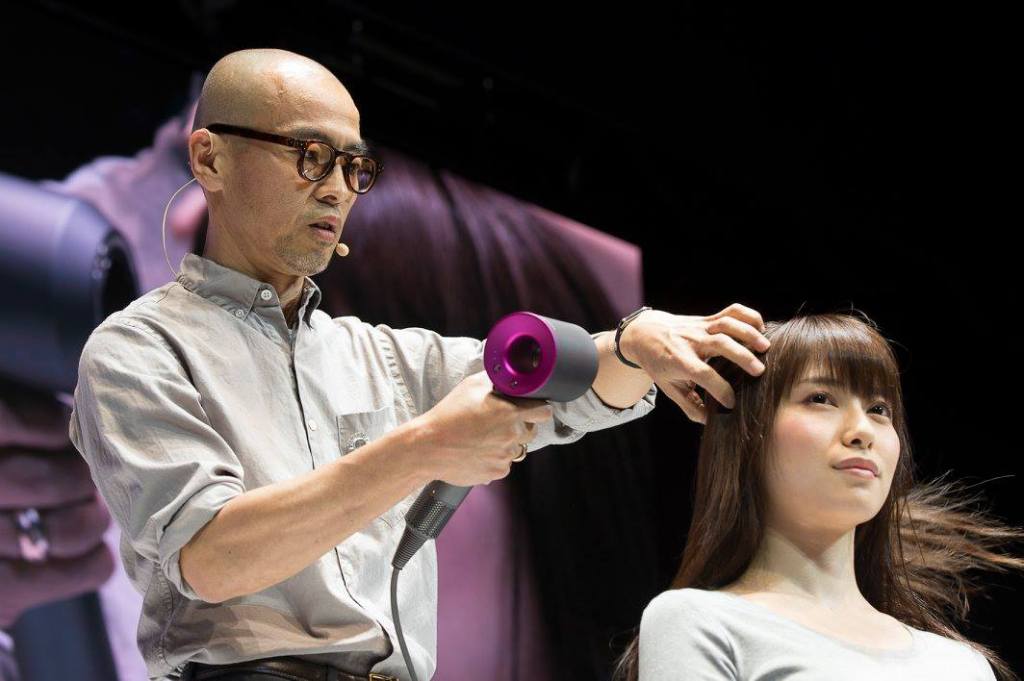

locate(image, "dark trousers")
(180, 655), (398, 681)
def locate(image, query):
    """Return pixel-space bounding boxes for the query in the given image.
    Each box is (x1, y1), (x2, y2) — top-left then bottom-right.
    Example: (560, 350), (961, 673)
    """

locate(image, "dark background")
(5, 0), (1019, 674)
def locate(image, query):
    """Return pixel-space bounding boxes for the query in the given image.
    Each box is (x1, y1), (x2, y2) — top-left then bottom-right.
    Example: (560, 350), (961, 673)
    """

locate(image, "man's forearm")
(179, 418), (430, 603)
(591, 330), (655, 409)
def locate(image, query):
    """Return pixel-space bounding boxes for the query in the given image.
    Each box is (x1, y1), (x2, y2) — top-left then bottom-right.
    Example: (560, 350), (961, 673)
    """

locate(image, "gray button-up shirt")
(68, 253), (657, 680)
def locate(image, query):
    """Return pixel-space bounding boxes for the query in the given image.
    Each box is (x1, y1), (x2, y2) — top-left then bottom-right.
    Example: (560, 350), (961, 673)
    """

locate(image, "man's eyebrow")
(285, 126), (369, 154)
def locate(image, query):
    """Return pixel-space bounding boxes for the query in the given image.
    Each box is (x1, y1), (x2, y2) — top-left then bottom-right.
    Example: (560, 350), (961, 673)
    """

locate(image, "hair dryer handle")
(393, 481), (471, 569)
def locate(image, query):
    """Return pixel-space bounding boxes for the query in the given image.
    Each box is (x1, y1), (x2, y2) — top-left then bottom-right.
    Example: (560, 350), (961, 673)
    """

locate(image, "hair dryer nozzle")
(484, 311), (598, 402)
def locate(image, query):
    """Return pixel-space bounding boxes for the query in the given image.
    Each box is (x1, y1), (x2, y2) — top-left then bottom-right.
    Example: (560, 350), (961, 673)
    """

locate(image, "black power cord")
(389, 566), (419, 681)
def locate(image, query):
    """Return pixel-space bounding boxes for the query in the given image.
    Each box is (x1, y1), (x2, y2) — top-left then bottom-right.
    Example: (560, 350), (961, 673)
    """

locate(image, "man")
(69, 48), (770, 681)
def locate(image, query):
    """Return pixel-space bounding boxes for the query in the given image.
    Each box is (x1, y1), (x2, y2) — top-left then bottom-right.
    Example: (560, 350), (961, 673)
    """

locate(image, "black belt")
(180, 656), (399, 681)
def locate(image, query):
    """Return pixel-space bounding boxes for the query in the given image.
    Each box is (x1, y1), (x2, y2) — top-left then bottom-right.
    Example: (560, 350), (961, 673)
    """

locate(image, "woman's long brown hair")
(615, 312), (1024, 681)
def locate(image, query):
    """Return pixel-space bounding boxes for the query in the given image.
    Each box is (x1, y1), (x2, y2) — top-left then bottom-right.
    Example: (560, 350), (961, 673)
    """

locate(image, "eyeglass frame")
(204, 123), (383, 193)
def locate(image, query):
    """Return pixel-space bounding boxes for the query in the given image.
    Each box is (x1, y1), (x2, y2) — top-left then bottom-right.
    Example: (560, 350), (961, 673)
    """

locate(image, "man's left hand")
(619, 303), (770, 424)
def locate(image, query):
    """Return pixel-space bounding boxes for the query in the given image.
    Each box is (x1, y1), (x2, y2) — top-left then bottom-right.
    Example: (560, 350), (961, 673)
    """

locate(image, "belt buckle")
(369, 674), (398, 681)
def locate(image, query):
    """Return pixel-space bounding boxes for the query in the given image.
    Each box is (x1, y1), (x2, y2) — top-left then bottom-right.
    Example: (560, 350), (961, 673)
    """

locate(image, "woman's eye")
(805, 390), (892, 418)
(870, 403), (893, 418)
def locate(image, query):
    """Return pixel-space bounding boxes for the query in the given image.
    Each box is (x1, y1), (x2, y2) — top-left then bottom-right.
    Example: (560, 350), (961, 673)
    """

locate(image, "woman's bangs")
(776, 317), (902, 410)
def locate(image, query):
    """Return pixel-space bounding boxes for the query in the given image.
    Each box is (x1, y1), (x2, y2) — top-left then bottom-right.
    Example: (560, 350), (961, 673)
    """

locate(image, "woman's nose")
(842, 406), (875, 449)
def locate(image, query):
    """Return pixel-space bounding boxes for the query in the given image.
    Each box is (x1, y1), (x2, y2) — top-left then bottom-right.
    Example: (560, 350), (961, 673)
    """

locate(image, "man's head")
(188, 48), (363, 284)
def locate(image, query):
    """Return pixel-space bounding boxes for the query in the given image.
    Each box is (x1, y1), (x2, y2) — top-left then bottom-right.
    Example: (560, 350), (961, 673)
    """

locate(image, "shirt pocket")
(334, 404), (416, 528)
(336, 404), (396, 455)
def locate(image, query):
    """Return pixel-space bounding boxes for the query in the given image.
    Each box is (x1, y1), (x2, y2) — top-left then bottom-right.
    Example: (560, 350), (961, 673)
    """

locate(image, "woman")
(616, 312), (1023, 680)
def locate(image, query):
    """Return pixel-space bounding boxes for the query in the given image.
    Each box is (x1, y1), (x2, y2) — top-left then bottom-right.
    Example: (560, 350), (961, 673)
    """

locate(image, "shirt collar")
(175, 253), (323, 328)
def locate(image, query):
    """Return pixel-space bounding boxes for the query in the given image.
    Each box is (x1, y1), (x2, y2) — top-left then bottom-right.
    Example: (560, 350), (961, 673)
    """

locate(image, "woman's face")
(763, 363), (901, 536)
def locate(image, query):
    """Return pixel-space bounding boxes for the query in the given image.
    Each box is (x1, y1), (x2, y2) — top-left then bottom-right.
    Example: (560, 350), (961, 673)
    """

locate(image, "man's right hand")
(413, 371), (554, 487)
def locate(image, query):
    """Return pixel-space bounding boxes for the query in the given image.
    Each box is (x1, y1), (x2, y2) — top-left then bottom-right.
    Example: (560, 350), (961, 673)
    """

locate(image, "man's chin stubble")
(275, 239), (333, 275)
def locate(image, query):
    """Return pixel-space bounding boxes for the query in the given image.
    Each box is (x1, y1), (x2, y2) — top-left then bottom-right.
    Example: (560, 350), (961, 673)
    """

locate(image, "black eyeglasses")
(206, 123), (383, 194)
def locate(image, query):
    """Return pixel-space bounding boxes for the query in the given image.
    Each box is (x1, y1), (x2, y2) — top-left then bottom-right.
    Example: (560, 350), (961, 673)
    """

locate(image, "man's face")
(213, 71), (363, 279)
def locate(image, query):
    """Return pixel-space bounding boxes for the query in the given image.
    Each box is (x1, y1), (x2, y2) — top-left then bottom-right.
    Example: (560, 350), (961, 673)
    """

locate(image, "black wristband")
(614, 306), (651, 369)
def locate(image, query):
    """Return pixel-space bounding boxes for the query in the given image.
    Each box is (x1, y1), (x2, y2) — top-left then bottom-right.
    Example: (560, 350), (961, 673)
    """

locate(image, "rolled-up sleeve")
(369, 323), (656, 452)
(68, 317), (245, 600)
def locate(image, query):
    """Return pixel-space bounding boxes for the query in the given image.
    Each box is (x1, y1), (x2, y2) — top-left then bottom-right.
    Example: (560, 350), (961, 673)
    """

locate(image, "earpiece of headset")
(161, 174), (199, 280)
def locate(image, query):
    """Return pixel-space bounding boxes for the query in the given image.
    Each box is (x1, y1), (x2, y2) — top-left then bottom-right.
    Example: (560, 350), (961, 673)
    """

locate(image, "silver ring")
(15, 508), (50, 563)
(512, 443), (528, 463)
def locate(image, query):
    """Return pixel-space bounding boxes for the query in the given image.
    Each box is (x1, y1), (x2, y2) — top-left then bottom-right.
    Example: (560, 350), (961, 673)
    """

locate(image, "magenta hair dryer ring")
(484, 311), (599, 401)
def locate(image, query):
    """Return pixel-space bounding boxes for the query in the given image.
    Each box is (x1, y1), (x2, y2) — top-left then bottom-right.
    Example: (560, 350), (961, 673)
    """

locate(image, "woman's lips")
(836, 466), (877, 479)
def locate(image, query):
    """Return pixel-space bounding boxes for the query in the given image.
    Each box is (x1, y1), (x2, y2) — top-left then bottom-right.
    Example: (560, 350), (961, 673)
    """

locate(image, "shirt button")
(343, 433), (368, 454)
(307, 419), (318, 431)
(234, 309), (245, 318)
(260, 289), (273, 301)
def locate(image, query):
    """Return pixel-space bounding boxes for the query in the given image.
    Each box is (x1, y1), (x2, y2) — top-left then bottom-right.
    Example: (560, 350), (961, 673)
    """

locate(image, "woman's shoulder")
(641, 588), (734, 637)
(644, 587), (712, 612)
(638, 589), (740, 677)
(643, 587), (746, 616)
(908, 629), (996, 678)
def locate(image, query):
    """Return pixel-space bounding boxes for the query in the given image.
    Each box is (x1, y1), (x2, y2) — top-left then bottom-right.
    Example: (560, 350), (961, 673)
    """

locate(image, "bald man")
(68, 48), (768, 681)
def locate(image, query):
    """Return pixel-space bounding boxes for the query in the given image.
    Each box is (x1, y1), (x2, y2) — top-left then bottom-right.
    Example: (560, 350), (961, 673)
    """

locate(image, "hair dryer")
(388, 311), (599, 681)
(392, 311), (598, 569)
